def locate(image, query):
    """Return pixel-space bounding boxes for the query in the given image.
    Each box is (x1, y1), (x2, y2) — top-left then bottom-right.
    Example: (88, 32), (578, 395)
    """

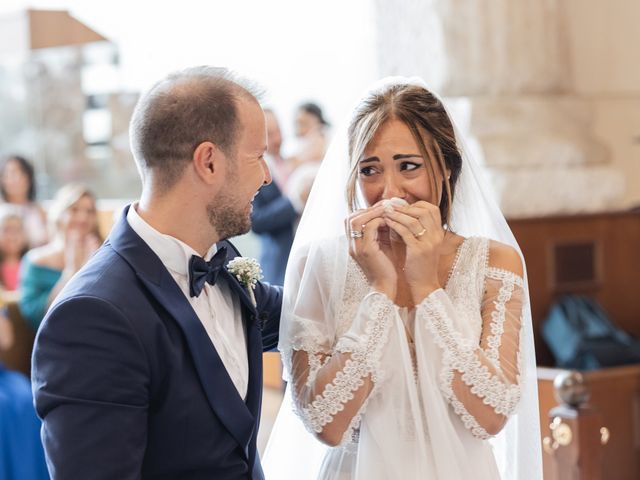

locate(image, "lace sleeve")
(417, 269), (524, 439)
(290, 291), (395, 447)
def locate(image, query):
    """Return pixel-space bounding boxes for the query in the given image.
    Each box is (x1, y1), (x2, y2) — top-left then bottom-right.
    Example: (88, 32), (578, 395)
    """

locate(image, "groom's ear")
(192, 141), (225, 185)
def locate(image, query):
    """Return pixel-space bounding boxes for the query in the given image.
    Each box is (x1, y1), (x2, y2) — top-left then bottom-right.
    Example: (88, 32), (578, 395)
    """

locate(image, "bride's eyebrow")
(360, 156), (379, 164)
(360, 153), (422, 163)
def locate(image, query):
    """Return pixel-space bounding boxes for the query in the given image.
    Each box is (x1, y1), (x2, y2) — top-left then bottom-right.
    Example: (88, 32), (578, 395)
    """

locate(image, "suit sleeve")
(254, 281), (282, 352)
(32, 296), (149, 480)
(250, 187), (298, 234)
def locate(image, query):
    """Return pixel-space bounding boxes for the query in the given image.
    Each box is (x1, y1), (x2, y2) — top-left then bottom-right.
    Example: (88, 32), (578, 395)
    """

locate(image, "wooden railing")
(539, 367), (640, 480)
(542, 371), (610, 479)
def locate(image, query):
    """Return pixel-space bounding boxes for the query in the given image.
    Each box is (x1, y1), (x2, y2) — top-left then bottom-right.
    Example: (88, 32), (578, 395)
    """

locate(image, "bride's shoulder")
(485, 239), (524, 277)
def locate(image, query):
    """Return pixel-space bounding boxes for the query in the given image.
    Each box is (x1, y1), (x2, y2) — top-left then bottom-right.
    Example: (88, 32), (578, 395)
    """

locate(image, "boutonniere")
(227, 257), (262, 307)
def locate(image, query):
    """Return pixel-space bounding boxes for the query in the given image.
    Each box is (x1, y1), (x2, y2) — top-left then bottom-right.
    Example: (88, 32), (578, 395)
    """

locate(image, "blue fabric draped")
(0, 364), (49, 479)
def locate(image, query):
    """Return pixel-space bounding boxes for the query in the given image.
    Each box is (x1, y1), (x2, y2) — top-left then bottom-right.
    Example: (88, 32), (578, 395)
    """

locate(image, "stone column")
(374, 0), (627, 217)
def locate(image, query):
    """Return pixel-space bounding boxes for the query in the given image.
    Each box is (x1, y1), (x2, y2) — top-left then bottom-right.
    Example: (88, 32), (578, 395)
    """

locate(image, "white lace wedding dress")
(266, 234), (526, 479)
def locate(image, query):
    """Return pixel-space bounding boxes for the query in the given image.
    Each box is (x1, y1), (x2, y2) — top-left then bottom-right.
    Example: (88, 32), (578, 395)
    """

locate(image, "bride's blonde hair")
(346, 84), (463, 226)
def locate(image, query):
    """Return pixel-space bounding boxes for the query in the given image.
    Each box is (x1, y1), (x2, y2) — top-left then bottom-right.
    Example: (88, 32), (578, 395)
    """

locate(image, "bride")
(263, 78), (542, 479)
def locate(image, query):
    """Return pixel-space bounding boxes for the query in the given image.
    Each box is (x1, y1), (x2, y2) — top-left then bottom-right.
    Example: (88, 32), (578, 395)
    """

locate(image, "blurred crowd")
(0, 155), (101, 480)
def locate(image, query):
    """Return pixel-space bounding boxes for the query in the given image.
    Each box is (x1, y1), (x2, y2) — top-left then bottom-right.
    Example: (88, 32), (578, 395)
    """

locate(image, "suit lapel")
(219, 247), (263, 423)
(138, 274), (255, 453)
(218, 243), (266, 469)
(108, 207), (256, 457)
(241, 302), (263, 419)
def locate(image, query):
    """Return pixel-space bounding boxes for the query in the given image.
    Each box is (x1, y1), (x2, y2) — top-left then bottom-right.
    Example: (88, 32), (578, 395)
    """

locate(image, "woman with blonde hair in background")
(19, 184), (102, 330)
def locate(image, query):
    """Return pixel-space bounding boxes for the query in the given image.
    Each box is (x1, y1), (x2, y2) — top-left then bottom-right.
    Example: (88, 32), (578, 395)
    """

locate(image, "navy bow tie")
(188, 246), (228, 298)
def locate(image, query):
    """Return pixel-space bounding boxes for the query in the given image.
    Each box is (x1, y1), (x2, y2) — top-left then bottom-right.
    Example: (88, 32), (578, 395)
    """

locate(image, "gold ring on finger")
(414, 228), (427, 238)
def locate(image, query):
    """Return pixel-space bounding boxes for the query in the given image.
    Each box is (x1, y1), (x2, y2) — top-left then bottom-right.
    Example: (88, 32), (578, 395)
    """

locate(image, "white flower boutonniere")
(227, 257), (262, 307)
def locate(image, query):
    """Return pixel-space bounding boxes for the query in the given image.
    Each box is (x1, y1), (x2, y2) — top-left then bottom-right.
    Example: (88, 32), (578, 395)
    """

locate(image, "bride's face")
(357, 119), (446, 207)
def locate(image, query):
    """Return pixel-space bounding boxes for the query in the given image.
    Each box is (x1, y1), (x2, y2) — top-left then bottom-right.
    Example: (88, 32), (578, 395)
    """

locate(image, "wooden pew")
(510, 211), (640, 479)
(0, 298), (35, 377)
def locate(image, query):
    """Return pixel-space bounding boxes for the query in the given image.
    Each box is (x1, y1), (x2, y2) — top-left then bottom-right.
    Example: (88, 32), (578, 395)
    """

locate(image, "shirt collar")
(127, 203), (218, 277)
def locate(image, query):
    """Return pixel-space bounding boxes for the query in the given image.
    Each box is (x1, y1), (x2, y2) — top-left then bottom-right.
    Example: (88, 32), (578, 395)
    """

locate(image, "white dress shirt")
(127, 204), (248, 399)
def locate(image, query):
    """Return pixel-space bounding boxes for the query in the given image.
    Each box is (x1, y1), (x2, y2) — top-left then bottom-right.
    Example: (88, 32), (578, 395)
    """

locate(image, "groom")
(31, 67), (282, 479)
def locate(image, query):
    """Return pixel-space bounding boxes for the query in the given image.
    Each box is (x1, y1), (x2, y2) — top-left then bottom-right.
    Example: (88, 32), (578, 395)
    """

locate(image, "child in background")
(0, 208), (29, 291)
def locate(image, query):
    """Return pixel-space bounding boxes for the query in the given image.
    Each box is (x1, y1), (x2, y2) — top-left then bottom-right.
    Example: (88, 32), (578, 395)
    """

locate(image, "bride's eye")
(359, 166), (377, 176)
(400, 161), (422, 172)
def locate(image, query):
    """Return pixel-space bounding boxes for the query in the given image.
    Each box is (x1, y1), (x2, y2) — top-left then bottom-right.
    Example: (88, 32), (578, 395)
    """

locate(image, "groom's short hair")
(129, 66), (262, 191)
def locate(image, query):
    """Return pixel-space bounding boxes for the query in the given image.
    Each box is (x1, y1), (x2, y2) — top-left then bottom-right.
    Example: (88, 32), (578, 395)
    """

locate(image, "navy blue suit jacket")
(31, 206), (281, 480)
(251, 182), (297, 285)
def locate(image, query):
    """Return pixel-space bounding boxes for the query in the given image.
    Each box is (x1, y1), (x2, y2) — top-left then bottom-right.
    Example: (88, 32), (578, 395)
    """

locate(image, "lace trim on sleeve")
(483, 271), (518, 366)
(485, 267), (524, 288)
(306, 353), (331, 388)
(299, 294), (394, 436)
(419, 290), (521, 440)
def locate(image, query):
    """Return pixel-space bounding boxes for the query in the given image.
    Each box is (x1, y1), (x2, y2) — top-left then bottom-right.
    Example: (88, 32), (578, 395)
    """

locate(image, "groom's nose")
(261, 157), (272, 185)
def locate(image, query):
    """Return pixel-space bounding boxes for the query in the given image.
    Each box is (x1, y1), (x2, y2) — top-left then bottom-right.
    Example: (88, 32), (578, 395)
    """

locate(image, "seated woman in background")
(0, 155), (48, 248)
(19, 184), (102, 330)
(0, 208), (29, 291)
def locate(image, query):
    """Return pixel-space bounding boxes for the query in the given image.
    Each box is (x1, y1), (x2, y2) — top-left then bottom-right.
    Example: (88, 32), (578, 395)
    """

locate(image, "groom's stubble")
(206, 157), (252, 241)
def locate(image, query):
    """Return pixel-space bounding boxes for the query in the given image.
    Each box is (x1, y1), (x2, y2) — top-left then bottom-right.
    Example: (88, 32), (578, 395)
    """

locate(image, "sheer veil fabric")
(263, 77), (542, 479)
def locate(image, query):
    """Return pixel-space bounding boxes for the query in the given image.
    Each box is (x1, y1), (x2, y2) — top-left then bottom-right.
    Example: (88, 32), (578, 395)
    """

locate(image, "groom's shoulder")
(55, 241), (141, 307)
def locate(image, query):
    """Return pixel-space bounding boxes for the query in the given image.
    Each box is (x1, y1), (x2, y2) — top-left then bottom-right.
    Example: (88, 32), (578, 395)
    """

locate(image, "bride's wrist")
(410, 283), (441, 305)
(371, 281), (396, 301)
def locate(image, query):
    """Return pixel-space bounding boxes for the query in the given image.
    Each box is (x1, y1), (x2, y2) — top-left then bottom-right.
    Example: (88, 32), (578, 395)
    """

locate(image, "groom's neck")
(137, 185), (220, 257)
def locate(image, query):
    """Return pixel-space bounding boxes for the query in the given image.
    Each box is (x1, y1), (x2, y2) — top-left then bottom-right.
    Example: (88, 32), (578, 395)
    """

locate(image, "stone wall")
(375, 0), (639, 217)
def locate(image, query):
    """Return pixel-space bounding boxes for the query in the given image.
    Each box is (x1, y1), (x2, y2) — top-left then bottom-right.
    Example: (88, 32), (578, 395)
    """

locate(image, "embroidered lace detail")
(484, 273), (517, 366)
(334, 259), (370, 339)
(444, 237), (469, 289)
(444, 237), (487, 344)
(306, 353), (331, 388)
(283, 317), (333, 380)
(299, 294), (393, 436)
(419, 292), (521, 440)
(420, 297), (491, 439)
(485, 267), (524, 288)
(289, 235), (524, 447)
(338, 382), (376, 445)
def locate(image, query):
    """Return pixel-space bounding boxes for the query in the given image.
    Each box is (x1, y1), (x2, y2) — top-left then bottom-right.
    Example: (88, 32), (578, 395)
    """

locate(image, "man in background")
(251, 109), (302, 285)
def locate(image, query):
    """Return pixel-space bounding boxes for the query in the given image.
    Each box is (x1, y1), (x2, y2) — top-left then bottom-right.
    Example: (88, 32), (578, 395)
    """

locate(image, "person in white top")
(31, 66), (283, 480)
(264, 78), (542, 479)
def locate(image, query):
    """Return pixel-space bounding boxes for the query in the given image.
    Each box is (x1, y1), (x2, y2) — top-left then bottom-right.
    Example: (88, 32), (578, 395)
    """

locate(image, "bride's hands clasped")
(346, 204), (398, 300)
(383, 200), (444, 303)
